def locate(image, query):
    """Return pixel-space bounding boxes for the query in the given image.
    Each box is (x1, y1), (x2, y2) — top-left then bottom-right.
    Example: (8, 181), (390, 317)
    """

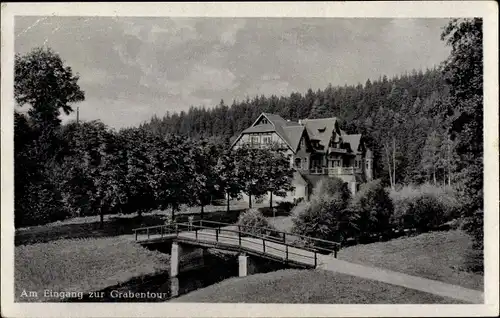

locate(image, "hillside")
(171, 269), (462, 304)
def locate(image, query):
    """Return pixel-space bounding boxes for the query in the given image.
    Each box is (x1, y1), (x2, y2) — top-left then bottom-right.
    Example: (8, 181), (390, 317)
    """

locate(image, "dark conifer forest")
(140, 68), (450, 186)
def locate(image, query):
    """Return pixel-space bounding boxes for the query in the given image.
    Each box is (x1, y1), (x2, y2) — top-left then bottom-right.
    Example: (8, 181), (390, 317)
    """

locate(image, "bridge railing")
(133, 219), (341, 263)
(173, 222), (324, 267)
(197, 220), (340, 257)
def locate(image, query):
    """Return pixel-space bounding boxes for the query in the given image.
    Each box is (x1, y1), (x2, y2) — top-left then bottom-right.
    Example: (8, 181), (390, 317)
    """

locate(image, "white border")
(1, 2), (498, 317)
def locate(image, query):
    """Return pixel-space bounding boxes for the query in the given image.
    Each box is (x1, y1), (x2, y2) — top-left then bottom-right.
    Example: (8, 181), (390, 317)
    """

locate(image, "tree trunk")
(226, 192), (230, 213)
(200, 204), (204, 220)
(392, 137), (396, 187)
(248, 194), (252, 209)
(99, 208), (104, 229)
(171, 206), (176, 221)
(384, 143), (393, 188)
(269, 192), (273, 209)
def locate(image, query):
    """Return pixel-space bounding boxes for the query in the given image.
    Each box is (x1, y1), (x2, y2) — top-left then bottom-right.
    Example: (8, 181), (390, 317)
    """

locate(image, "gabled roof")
(301, 117), (339, 149)
(232, 113), (305, 152)
(342, 134), (362, 153)
(241, 123), (275, 134)
(283, 126), (305, 152)
(232, 113), (366, 156)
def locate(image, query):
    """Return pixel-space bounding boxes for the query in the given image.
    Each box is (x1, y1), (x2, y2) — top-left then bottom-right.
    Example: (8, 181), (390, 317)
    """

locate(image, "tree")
(216, 149), (244, 213)
(440, 18), (483, 253)
(260, 146), (295, 209)
(350, 179), (394, 242)
(233, 145), (269, 208)
(157, 134), (196, 220)
(60, 121), (124, 227)
(421, 130), (442, 184)
(15, 47), (84, 128)
(189, 139), (223, 218)
(309, 97), (328, 119)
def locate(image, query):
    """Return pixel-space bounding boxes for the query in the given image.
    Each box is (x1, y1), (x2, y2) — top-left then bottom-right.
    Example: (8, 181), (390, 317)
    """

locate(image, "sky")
(15, 17), (451, 129)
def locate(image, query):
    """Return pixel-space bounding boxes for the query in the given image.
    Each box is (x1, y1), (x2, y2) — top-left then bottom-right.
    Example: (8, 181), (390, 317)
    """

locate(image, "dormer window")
(260, 118), (269, 125)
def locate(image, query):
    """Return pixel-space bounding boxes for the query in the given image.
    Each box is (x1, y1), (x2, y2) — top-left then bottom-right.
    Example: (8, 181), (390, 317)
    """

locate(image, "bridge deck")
(134, 221), (339, 268)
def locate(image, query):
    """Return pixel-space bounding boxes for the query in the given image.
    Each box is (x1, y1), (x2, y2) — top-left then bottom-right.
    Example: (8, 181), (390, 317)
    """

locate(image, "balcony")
(309, 167), (361, 175)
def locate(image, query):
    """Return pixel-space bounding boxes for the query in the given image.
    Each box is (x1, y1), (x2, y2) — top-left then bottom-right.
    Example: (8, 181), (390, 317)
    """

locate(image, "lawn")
(338, 230), (483, 291)
(171, 269), (463, 303)
(15, 204), (249, 246)
(15, 236), (169, 302)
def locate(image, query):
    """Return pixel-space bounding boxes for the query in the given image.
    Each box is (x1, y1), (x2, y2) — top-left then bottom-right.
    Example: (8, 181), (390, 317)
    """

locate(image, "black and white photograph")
(1, 2), (498, 317)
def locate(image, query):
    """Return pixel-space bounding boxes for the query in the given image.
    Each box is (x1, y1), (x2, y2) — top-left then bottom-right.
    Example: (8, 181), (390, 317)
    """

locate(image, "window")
(366, 160), (370, 170)
(303, 157), (308, 169)
(250, 135), (259, 145)
(295, 158), (302, 169)
(330, 160), (340, 167)
(263, 135), (272, 144)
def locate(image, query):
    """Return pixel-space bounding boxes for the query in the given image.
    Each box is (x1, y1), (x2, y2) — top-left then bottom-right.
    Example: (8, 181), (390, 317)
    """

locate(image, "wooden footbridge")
(133, 220), (340, 271)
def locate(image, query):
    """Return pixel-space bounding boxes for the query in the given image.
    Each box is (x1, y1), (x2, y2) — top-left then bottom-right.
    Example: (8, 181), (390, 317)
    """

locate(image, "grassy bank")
(15, 206), (247, 246)
(171, 269), (462, 303)
(338, 230), (483, 291)
(15, 236), (169, 302)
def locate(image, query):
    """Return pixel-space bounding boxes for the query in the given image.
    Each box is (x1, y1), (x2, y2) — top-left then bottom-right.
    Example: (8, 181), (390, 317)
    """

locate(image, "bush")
(313, 177), (351, 205)
(350, 180), (394, 242)
(291, 178), (354, 245)
(390, 184), (461, 223)
(401, 194), (447, 232)
(237, 209), (280, 238)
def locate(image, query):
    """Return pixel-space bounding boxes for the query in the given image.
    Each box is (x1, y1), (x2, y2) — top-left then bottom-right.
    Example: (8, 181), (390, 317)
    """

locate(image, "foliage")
(395, 194), (447, 232)
(389, 184), (461, 226)
(292, 177), (356, 244)
(237, 209), (279, 237)
(14, 47), (84, 127)
(350, 180), (394, 241)
(188, 139), (224, 216)
(440, 18), (483, 262)
(260, 149), (295, 207)
(215, 148), (244, 212)
(233, 144), (293, 208)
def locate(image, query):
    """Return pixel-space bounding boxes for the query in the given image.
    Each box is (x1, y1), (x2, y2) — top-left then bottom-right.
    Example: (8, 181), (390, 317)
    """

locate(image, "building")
(231, 112), (373, 204)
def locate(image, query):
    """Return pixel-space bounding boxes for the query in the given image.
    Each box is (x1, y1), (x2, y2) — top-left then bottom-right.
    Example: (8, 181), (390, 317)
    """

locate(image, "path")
(317, 255), (484, 304)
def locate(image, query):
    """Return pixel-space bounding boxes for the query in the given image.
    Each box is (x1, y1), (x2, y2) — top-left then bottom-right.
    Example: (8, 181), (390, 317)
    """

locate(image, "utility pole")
(76, 107), (80, 124)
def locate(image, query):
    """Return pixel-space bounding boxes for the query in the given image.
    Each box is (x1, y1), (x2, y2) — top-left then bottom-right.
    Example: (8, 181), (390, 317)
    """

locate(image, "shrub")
(292, 178), (355, 246)
(390, 183), (461, 222)
(401, 194), (447, 232)
(350, 180), (394, 242)
(313, 177), (351, 205)
(237, 209), (280, 238)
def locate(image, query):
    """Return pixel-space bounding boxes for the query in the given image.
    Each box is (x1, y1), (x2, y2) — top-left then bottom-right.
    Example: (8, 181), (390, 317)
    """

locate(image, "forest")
(140, 68), (452, 187)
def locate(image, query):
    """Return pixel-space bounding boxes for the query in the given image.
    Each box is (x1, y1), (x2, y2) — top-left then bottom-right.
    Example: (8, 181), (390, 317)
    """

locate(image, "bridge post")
(238, 254), (248, 277)
(171, 242), (180, 278)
